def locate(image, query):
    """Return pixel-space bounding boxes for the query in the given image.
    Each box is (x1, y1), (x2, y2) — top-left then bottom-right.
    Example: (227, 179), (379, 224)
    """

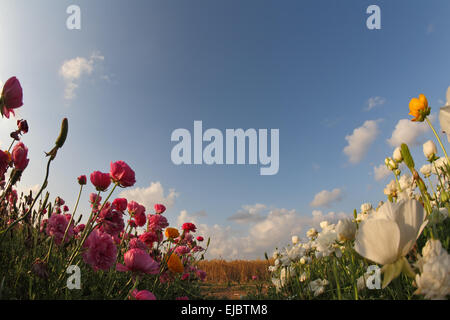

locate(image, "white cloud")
(343, 120), (380, 164)
(119, 181), (179, 212)
(227, 203), (267, 224)
(365, 96), (386, 111)
(373, 164), (391, 181)
(60, 51), (105, 100)
(176, 207), (349, 260)
(310, 188), (343, 207)
(387, 116), (434, 147)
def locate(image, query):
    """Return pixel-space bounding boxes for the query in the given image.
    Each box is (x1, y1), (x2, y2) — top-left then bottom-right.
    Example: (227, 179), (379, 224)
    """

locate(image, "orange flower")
(167, 253), (184, 274)
(165, 227), (180, 239)
(409, 94), (430, 122)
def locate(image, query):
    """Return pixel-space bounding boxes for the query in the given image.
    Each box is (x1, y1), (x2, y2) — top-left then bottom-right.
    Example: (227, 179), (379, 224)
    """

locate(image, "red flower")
(17, 119), (28, 134)
(182, 222), (197, 233)
(90, 171), (111, 191)
(1, 77), (23, 118)
(110, 161), (136, 187)
(196, 236), (204, 242)
(77, 175), (87, 185)
(131, 289), (156, 300)
(154, 204), (166, 214)
(11, 142), (29, 171)
(112, 198), (127, 212)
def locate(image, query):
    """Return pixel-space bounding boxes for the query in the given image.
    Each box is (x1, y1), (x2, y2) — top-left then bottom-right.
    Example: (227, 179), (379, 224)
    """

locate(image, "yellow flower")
(164, 227), (180, 239)
(167, 253), (184, 274)
(409, 94), (430, 122)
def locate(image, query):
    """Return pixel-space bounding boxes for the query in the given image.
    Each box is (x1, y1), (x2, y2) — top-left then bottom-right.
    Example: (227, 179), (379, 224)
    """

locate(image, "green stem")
(426, 117), (450, 164)
(61, 184), (83, 244)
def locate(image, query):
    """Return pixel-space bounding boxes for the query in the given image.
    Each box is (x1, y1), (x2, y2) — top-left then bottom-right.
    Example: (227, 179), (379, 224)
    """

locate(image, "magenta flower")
(131, 289), (156, 300)
(11, 142), (29, 171)
(139, 231), (160, 247)
(97, 204), (125, 237)
(154, 204), (166, 214)
(1, 77), (23, 118)
(83, 229), (117, 271)
(90, 171), (111, 191)
(147, 214), (169, 232)
(196, 236), (204, 242)
(174, 246), (191, 255)
(110, 161), (136, 187)
(128, 238), (148, 251)
(116, 248), (159, 274)
(46, 214), (74, 245)
(127, 201), (146, 227)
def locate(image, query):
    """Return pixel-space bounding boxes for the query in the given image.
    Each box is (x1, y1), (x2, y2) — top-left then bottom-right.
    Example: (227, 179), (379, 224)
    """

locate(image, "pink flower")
(11, 142), (29, 171)
(55, 197), (65, 206)
(110, 161), (136, 187)
(196, 236), (204, 242)
(83, 229), (117, 271)
(154, 204), (166, 214)
(90, 171), (111, 191)
(181, 273), (190, 281)
(147, 214), (169, 231)
(116, 248), (159, 274)
(112, 198), (127, 212)
(77, 175), (87, 185)
(182, 222), (197, 233)
(1, 77), (23, 118)
(7, 189), (17, 206)
(196, 269), (207, 281)
(89, 193), (102, 209)
(46, 214), (74, 245)
(174, 246), (191, 255)
(73, 224), (85, 235)
(63, 205), (69, 212)
(131, 289), (156, 300)
(128, 201), (146, 227)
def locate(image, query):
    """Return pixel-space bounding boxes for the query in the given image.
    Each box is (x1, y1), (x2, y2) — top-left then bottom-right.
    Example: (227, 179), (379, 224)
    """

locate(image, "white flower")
(383, 180), (397, 196)
(272, 250), (280, 259)
(423, 140), (437, 160)
(291, 236), (299, 245)
(309, 279), (329, 297)
(415, 239), (450, 300)
(420, 164), (432, 177)
(432, 157), (449, 175)
(336, 218), (357, 241)
(299, 272), (307, 282)
(354, 199), (427, 266)
(393, 147), (403, 162)
(360, 202), (372, 213)
(315, 229), (338, 257)
(306, 228), (318, 239)
(385, 157), (397, 170)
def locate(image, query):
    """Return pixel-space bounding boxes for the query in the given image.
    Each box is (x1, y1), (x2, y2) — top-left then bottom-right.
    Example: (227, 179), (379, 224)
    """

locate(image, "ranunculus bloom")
(354, 199), (427, 288)
(112, 198), (128, 212)
(1, 77), (23, 118)
(116, 248), (159, 274)
(128, 238), (148, 251)
(131, 289), (156, 300)
(336, 218), (356, 242)
(89, 193), (102, 208)
(147, 214), (169, 231)
(174, 246), (190, 255)
(409, 93), (429, 122)
(73, 224), (85, 235)
(11, 142), (29, 171)
(127, 201), (146, 227)
(97, 204), (125, 237)
(139, 231), (160, 247)
(167, 253), (184, 274)
(77, 175), (87, 185)
(165, 227), (180, 239)
(182, 222), (197, 233)
(83, 229), (117, 271)
(196, 236), (204, 242)
(423, 140), (437, 160)
(17, 119), (28, 134)
(154, 204), (166, 214)
(46, 214), (74, 245)
(90, 171), (111, 191)
(110, 161), (136, 187)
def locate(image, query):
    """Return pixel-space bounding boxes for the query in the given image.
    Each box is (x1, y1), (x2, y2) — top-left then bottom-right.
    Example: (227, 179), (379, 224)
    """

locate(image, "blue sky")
(1, 0), (449, 259)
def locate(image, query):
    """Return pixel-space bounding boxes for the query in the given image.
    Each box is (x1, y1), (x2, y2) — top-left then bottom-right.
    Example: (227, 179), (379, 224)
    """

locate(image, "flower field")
(0, 77), (449, 300)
